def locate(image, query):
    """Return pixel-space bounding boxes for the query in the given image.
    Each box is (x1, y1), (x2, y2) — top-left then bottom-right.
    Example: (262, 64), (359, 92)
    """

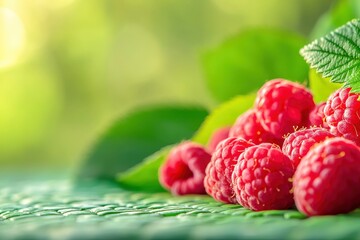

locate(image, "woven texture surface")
(1, 178), (360, 239)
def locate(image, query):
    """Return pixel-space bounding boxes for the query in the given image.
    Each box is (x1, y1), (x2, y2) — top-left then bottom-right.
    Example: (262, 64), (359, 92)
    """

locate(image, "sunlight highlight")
(0, 7), (25, 69)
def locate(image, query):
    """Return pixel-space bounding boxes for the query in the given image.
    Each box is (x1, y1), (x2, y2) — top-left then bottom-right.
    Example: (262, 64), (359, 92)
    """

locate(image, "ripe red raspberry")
(229, 109), (283, 146)
(207, 126), (230, 153)
(324, 87), (360, 146)
(309, 102), (329, 129)
(294, 138), (360, 216)
(232, 143), (294, 211)
(255, 79), (315, 138)
(159, 142), (211, 195)
(282, 128), (334, 169)
(204, 137), (254, 204)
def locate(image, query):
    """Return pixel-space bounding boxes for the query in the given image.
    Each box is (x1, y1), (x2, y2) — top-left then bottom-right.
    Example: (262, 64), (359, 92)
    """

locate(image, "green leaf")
(193, 93), (256, 145)
(77, 106), (208, 180)
(203, 29), (308, 102)
(309, 69), (342, 103)
(115, 93), (255, 193)
(117, 145), (171, 192)
(301, 19), (360, 92)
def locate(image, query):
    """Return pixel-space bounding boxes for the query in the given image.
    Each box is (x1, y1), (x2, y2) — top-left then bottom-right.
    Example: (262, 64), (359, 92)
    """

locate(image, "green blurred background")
(0, 0), (336, 171)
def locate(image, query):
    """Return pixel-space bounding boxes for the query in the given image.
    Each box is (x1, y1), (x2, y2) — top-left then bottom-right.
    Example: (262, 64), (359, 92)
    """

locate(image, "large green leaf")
(301, 19), (360, 92)
(203, 29), (308, 102)
(193, 93), (256, 145)
(117, 146), (171, 192)
(77, 106), (208, 180)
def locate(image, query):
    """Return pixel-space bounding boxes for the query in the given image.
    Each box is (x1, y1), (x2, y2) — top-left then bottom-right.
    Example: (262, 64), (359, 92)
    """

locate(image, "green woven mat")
(0, 178), (360, 240)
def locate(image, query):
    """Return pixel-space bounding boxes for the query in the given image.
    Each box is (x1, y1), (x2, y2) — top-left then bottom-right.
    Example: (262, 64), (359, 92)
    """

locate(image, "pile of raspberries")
(159, 79), (360, 217)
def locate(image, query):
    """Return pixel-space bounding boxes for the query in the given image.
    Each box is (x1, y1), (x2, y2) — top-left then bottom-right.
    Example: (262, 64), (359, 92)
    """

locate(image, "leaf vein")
(324, 35), (349, 55)
(332, 31), (360, 57)
(304, 48), (354, 60)
(329, 62), (360, 82)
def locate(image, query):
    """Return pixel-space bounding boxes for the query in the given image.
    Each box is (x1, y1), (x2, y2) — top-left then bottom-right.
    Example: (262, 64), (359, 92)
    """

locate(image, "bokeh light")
(111, 24), (164, 83)
(0, 7), (25, 69)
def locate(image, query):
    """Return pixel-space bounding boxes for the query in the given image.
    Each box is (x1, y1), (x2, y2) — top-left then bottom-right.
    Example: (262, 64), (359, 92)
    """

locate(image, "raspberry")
(309, 102), (329, 129)
(204, 137), (254, 203)
(207, 126), (230, 153)
(255, 79), (315, 138)
(282, 128), (334, 169)
(232, 143), (294, 211)
(324, 87), (360, 146)
(159, 141), (211, 195)
(229, 109), (283, 146)
(294, 138), (360, 216)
